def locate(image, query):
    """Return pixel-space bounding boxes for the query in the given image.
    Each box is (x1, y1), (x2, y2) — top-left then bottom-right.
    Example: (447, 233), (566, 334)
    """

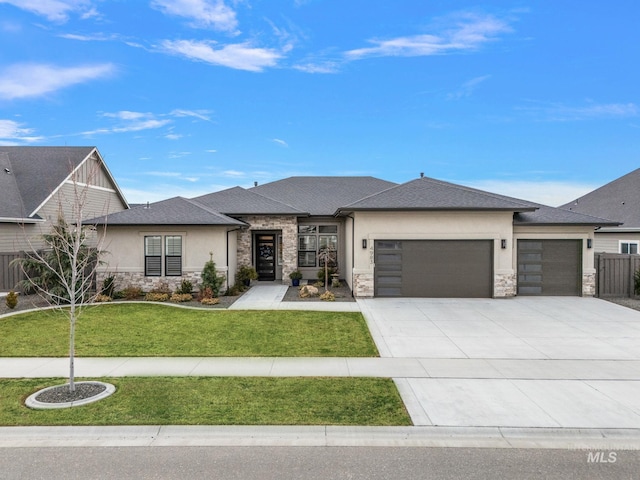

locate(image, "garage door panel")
(517, 239), (581, 296)
(375, 240), (493, 298)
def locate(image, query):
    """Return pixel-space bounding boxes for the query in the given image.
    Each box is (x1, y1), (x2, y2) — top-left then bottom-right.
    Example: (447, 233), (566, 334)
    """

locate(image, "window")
(620, 241), (639, 254)
(144, 235), (182, 276)
(165, 236), (182, 276)
(297, 224), (339, 268)
(144, 236), (162, 276)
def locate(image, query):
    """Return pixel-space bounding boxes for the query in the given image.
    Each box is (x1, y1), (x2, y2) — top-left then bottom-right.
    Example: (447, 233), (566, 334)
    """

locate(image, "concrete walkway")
(2, 285), (640, 448)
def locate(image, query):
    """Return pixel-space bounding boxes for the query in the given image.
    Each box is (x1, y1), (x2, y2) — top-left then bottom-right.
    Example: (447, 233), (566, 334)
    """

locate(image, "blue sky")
(1, 0), (638, 206)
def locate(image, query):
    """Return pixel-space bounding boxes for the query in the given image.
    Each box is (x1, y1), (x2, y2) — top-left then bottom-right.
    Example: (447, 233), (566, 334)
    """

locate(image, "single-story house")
(560, 168), (639, 254)
(92, 173), (617, 298)
(0, 146), (128, 291)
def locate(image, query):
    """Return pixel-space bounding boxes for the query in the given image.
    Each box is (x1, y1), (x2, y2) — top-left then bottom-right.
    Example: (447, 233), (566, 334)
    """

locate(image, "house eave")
(0, 216), (45, 224)
(336, 207), (537, 215)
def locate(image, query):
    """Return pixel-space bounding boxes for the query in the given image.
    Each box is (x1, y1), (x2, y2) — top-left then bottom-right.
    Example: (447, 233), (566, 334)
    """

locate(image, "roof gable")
(560, 168), (640, 229)
(0, 146), (128, 221)
(251, 176), (397, 216)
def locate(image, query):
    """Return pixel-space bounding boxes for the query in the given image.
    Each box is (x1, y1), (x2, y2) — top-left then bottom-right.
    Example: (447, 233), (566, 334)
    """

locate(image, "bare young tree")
(14, 165), (107, 393)
(317, 245), (337, 292)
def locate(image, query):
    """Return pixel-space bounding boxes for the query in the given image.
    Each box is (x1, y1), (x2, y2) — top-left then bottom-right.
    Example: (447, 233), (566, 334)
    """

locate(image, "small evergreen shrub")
(177, 279), (193, 295)
(201, 256), (225, 297)
(635, 269), (640, 296)
(5, 290), (18, 309)
(101, 275), (116, 298)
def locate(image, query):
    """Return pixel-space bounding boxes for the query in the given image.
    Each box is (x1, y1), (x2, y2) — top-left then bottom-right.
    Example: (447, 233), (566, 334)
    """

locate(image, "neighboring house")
(561, 168), (639, 254)
(0, 147), (128, 291)
(92, 174), (617, 298)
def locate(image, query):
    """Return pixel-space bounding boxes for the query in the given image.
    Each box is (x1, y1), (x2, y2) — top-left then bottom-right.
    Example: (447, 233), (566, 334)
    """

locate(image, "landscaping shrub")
(5, 291), (18, 309)
(101, 275), (116, 298)
(94, 294), (112, 303)
(145, 292), (169, 302)
(170, 293), (193, 303)
(200, 297), (220, 305)
(201, 257), (225, 297)
(635, 269), (640, 296)
(150, 282), (171, 295)
(176, 279), (193, 295)
(320, 291), (335, 302)
(121, 286), (142, 300)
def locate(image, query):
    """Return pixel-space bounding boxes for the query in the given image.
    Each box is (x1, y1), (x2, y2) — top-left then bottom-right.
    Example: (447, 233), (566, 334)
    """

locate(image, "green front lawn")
(0, 377), (411, 426)
(0, 304), (378, 357)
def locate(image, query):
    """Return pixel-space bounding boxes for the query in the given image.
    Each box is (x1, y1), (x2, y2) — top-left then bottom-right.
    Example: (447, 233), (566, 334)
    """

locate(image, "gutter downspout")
(346, 213), (355, 298)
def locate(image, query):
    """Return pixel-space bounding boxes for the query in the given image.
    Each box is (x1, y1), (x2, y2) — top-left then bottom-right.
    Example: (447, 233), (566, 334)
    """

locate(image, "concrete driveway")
(357, 297), (640, 429)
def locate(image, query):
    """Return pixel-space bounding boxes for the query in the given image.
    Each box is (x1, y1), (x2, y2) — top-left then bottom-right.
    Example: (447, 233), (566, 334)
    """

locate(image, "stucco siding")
(98, 225), (230, 291)
(352, 211), (515, 297)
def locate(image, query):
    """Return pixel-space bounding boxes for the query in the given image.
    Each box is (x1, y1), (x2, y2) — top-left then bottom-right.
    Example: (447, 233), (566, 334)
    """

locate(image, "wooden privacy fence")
(595, 253), (640, 298)
(0, 252), (24, 292)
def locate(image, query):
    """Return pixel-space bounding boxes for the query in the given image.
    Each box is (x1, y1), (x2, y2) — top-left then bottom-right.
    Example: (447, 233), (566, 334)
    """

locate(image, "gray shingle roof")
(559, 168), (640, 230)
(88, 197), (246, 226)
(193, 186), (305, 215)
(514, 203), (621, 226)
(0, 146), (98, 219)
(251, 176), (397, 216)
(338, 176), (539, 212)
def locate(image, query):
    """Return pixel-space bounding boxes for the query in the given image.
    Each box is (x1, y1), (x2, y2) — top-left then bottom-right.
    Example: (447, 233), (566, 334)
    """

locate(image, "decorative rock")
(299, 285), (319, 298)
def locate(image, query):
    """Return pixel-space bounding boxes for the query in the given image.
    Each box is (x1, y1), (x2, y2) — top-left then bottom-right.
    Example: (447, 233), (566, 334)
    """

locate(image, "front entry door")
(256, 234), (276, 281)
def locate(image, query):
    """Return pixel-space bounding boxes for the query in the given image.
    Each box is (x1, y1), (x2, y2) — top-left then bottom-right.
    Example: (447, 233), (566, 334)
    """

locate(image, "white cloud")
(165, 133), (183, 140)
(222, 170), (245, 177)
(0, 0), (96, 23)
(464, 180), (599, 207)
(0, 119), (43, 143)
(271, 138), (288, 147)
(447, 74), (491, 99)
(161, 39), (283, 72)
(345, 13), (511, 60)
(150, 0), (238, 33)
(293, 61), (340, 74)
(81, 111), (171, 136)
(170, 109), (212, 121)
(523, 101), (639, 121)
(0, 63), (115, 100)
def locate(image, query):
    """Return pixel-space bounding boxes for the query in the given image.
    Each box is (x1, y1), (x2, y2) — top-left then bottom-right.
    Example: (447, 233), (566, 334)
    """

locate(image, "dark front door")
(256, 234), (276, 281)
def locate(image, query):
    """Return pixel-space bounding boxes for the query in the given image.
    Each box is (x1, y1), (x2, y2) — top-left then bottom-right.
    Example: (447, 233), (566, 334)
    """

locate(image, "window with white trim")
(144, 236), (162, 276)
(620, 241), (639, 254)
(165, 236), (183, 276)
(144, 235), (183, 276)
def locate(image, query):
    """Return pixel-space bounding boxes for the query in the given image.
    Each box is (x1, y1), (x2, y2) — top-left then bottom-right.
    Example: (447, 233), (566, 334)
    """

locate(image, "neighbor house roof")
(251, 176), (397, 216)
(88, 197), (246, 226)
(514, 203), (621, 226)
(560, 168), (640, 231)
(337, 176), (538, 213)
(193, 186), (306, 216)
(0, 146), (128, 222)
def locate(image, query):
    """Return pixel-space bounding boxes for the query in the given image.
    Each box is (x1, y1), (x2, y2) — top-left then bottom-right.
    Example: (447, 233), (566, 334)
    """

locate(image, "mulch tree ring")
(25, 381), (116, 410)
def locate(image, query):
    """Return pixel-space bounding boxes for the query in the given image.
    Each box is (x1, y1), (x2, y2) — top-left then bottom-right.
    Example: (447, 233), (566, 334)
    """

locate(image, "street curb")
(0, 426), (639, 449)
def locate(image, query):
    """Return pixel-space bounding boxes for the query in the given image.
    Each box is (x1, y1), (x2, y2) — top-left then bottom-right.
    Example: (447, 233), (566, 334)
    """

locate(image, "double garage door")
(374, 240), (493, 298)
(374, 239), (582, 298)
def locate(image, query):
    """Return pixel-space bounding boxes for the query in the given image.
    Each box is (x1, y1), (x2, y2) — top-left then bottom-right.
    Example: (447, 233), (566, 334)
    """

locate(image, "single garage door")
(517, 239), (582, 296)
(374, 240), (493, 298)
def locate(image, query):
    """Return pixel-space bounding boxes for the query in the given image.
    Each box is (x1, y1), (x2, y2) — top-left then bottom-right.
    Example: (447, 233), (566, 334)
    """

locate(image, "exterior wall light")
(587, 239), (593, 249)
(501, 239), (507, 249)
(362, 239), (367, 249)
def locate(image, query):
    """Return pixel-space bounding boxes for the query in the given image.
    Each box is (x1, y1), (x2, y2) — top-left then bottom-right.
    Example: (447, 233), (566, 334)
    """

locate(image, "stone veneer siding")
(97, 270), (227, 294)
(353, 272), (374, 298)
(236, 215), (298, 284)
(582, 272), (596, 296)
(494, 273), (516, 297)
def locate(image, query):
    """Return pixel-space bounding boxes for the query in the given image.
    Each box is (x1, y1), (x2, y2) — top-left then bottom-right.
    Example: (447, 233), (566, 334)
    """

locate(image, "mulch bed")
(283, 281), (355, 302)
(35, 383), (107, 404)
(604, 297), (640, 313)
